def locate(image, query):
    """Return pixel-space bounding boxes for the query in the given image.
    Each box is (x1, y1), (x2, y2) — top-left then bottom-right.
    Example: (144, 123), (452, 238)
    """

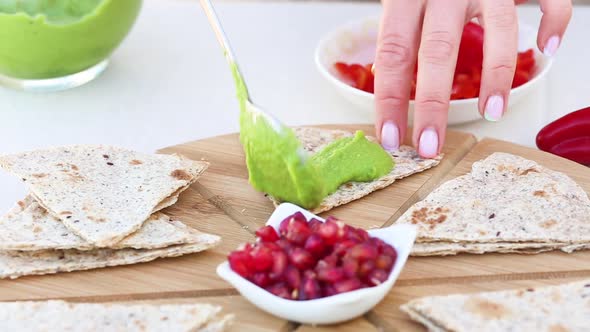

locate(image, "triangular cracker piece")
(395, 152), (590, 255)
(0, 300), (232, 331)
(0, 227), (220, 279)
(401, 279), (590, 332)
(0, 146), (208, 247)
(0, 196), (200, 251)
(269, 127), (442, 213)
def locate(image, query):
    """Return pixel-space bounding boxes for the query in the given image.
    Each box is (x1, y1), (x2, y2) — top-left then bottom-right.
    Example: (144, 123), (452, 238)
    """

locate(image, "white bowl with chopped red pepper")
(315, 16), (552, 125)
(216, 203), (416, 325)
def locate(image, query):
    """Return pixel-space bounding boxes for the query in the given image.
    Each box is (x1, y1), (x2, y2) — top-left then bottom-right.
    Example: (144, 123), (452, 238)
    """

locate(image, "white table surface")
(1, 0), (589, 212)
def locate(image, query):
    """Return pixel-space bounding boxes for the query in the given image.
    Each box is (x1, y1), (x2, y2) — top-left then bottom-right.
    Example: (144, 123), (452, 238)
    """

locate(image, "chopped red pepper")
(332, 22), (536, 100)
(512, 70), (530, 88)
(456, 22), (484, 74)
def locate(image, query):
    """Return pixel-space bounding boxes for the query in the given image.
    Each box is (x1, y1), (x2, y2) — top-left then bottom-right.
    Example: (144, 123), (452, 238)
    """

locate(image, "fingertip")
(417, 126), (440, 158)
(483, 94), (505, 122)
(542, 35), (561, 57)
(380, 120), (400, 151)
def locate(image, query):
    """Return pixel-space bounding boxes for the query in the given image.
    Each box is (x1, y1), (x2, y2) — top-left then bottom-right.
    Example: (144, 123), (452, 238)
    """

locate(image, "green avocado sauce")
(231, 64), (394, 209)
(0, 0), (141, 79)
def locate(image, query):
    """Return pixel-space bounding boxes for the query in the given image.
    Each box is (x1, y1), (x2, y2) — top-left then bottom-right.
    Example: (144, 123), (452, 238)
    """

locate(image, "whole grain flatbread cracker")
(270, 127), (442, 213)
(0, 197), (199, 251)
(0, 300), (232, 331)
(395, 153), (590, 255)
(152, 166), (204, 212)
(401, 279), (590, 332)
(0, 146), (208, 247)
(0, 229), (220, 279)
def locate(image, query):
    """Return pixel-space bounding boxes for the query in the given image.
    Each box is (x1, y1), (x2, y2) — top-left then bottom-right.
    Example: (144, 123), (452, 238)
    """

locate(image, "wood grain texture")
(2, 125), (589, 331)
(296, 317), (379, 332)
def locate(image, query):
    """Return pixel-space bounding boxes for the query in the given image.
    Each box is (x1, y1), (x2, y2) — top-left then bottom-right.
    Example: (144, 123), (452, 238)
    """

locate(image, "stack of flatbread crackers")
(395, 152), (590, 256)
(401, 279), (590, 331)
(0, 146), (220, 279)
(269, 127), (443, 213)
(0, 300), (233, 331)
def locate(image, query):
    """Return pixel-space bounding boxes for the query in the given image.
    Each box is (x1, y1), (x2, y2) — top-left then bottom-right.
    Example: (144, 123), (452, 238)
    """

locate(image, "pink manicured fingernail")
(418, 127), (438, 158)
(381, 121), (399, 151)
(484, 95), (504, 122)
(543, 35), (560, 57)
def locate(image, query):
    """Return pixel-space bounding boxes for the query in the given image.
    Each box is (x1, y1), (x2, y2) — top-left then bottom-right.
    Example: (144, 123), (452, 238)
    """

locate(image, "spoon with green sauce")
(199, 0), (394, 209)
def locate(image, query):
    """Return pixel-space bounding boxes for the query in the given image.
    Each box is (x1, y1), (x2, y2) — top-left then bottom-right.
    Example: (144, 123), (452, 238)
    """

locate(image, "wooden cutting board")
(1, 124), (589, 332)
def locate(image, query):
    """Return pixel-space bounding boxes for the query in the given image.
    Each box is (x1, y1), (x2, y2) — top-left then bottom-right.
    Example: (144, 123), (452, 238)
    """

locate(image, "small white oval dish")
(315, 16), (552, 125)
(217, 202), (417, 325)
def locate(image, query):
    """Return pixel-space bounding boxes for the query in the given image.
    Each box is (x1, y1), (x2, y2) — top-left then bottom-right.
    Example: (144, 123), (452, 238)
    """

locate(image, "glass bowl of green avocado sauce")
(0, 0), (142, 92)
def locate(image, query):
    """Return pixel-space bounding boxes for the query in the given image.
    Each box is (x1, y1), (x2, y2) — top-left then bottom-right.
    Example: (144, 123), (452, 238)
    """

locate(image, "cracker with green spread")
(269, 127), (442, 213)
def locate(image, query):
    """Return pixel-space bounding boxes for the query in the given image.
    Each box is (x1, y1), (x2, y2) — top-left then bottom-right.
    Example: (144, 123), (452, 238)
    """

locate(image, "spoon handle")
(199, 0), (251, 99)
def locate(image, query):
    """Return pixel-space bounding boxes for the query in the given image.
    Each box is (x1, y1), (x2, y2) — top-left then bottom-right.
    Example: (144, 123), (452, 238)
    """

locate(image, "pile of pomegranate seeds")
(228, 212), (398, 301)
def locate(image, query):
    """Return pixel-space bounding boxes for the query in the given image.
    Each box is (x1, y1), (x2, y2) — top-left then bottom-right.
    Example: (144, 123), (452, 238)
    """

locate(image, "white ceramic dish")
(315, 16), (552, 125)
(217, 203), (417, 325)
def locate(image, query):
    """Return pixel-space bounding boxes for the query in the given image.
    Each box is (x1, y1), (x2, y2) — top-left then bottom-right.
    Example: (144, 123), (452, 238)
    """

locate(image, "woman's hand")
(374, 0), (572, 158)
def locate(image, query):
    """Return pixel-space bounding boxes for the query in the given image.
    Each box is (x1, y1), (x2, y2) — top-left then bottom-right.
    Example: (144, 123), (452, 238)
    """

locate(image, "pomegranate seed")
(256, 225), (279, 242)
(333, 240), (357, 256)
(375, 254), (394, 271)
(304, 234), (326, 256)
(279, 218), (290, 235)
(317, 221), (339, 244)
(359, 260), (376, 278)
(299, 276), (321, 300)
(320, 254), (339, 268)
(342, 257), (359, 277)
(228, 250), (252, 278)
(356, 229), (370, 241)
(279, 212), (305, 234)
(341, 224), (358, 241)
(251, 272), (271, 287)
(259, 241), (280, 252)
(292, 212), (307, 222)
(237, 242), (253, 253)
(334, 278), (362, 294)
(323, 284), (337, 297)
(368, 269), (389, 286)
(284, 219), (312, 245)
(303, 269), (317, 279)
(381, 244), (398, 260)
(265, 282), (291, 299)
(370, 237), (386, 250)
(285, 265), (302, 289)
(324, 216), (339, 223)
(288, 247), (316, 270)
(348, 243), (378, 261)
(250, 247), (273, 272)
(270, 250), (288, 278)
(276, 239), (292, 251)
(317, 267), (345, 282)
(308, 218), (323, 231)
